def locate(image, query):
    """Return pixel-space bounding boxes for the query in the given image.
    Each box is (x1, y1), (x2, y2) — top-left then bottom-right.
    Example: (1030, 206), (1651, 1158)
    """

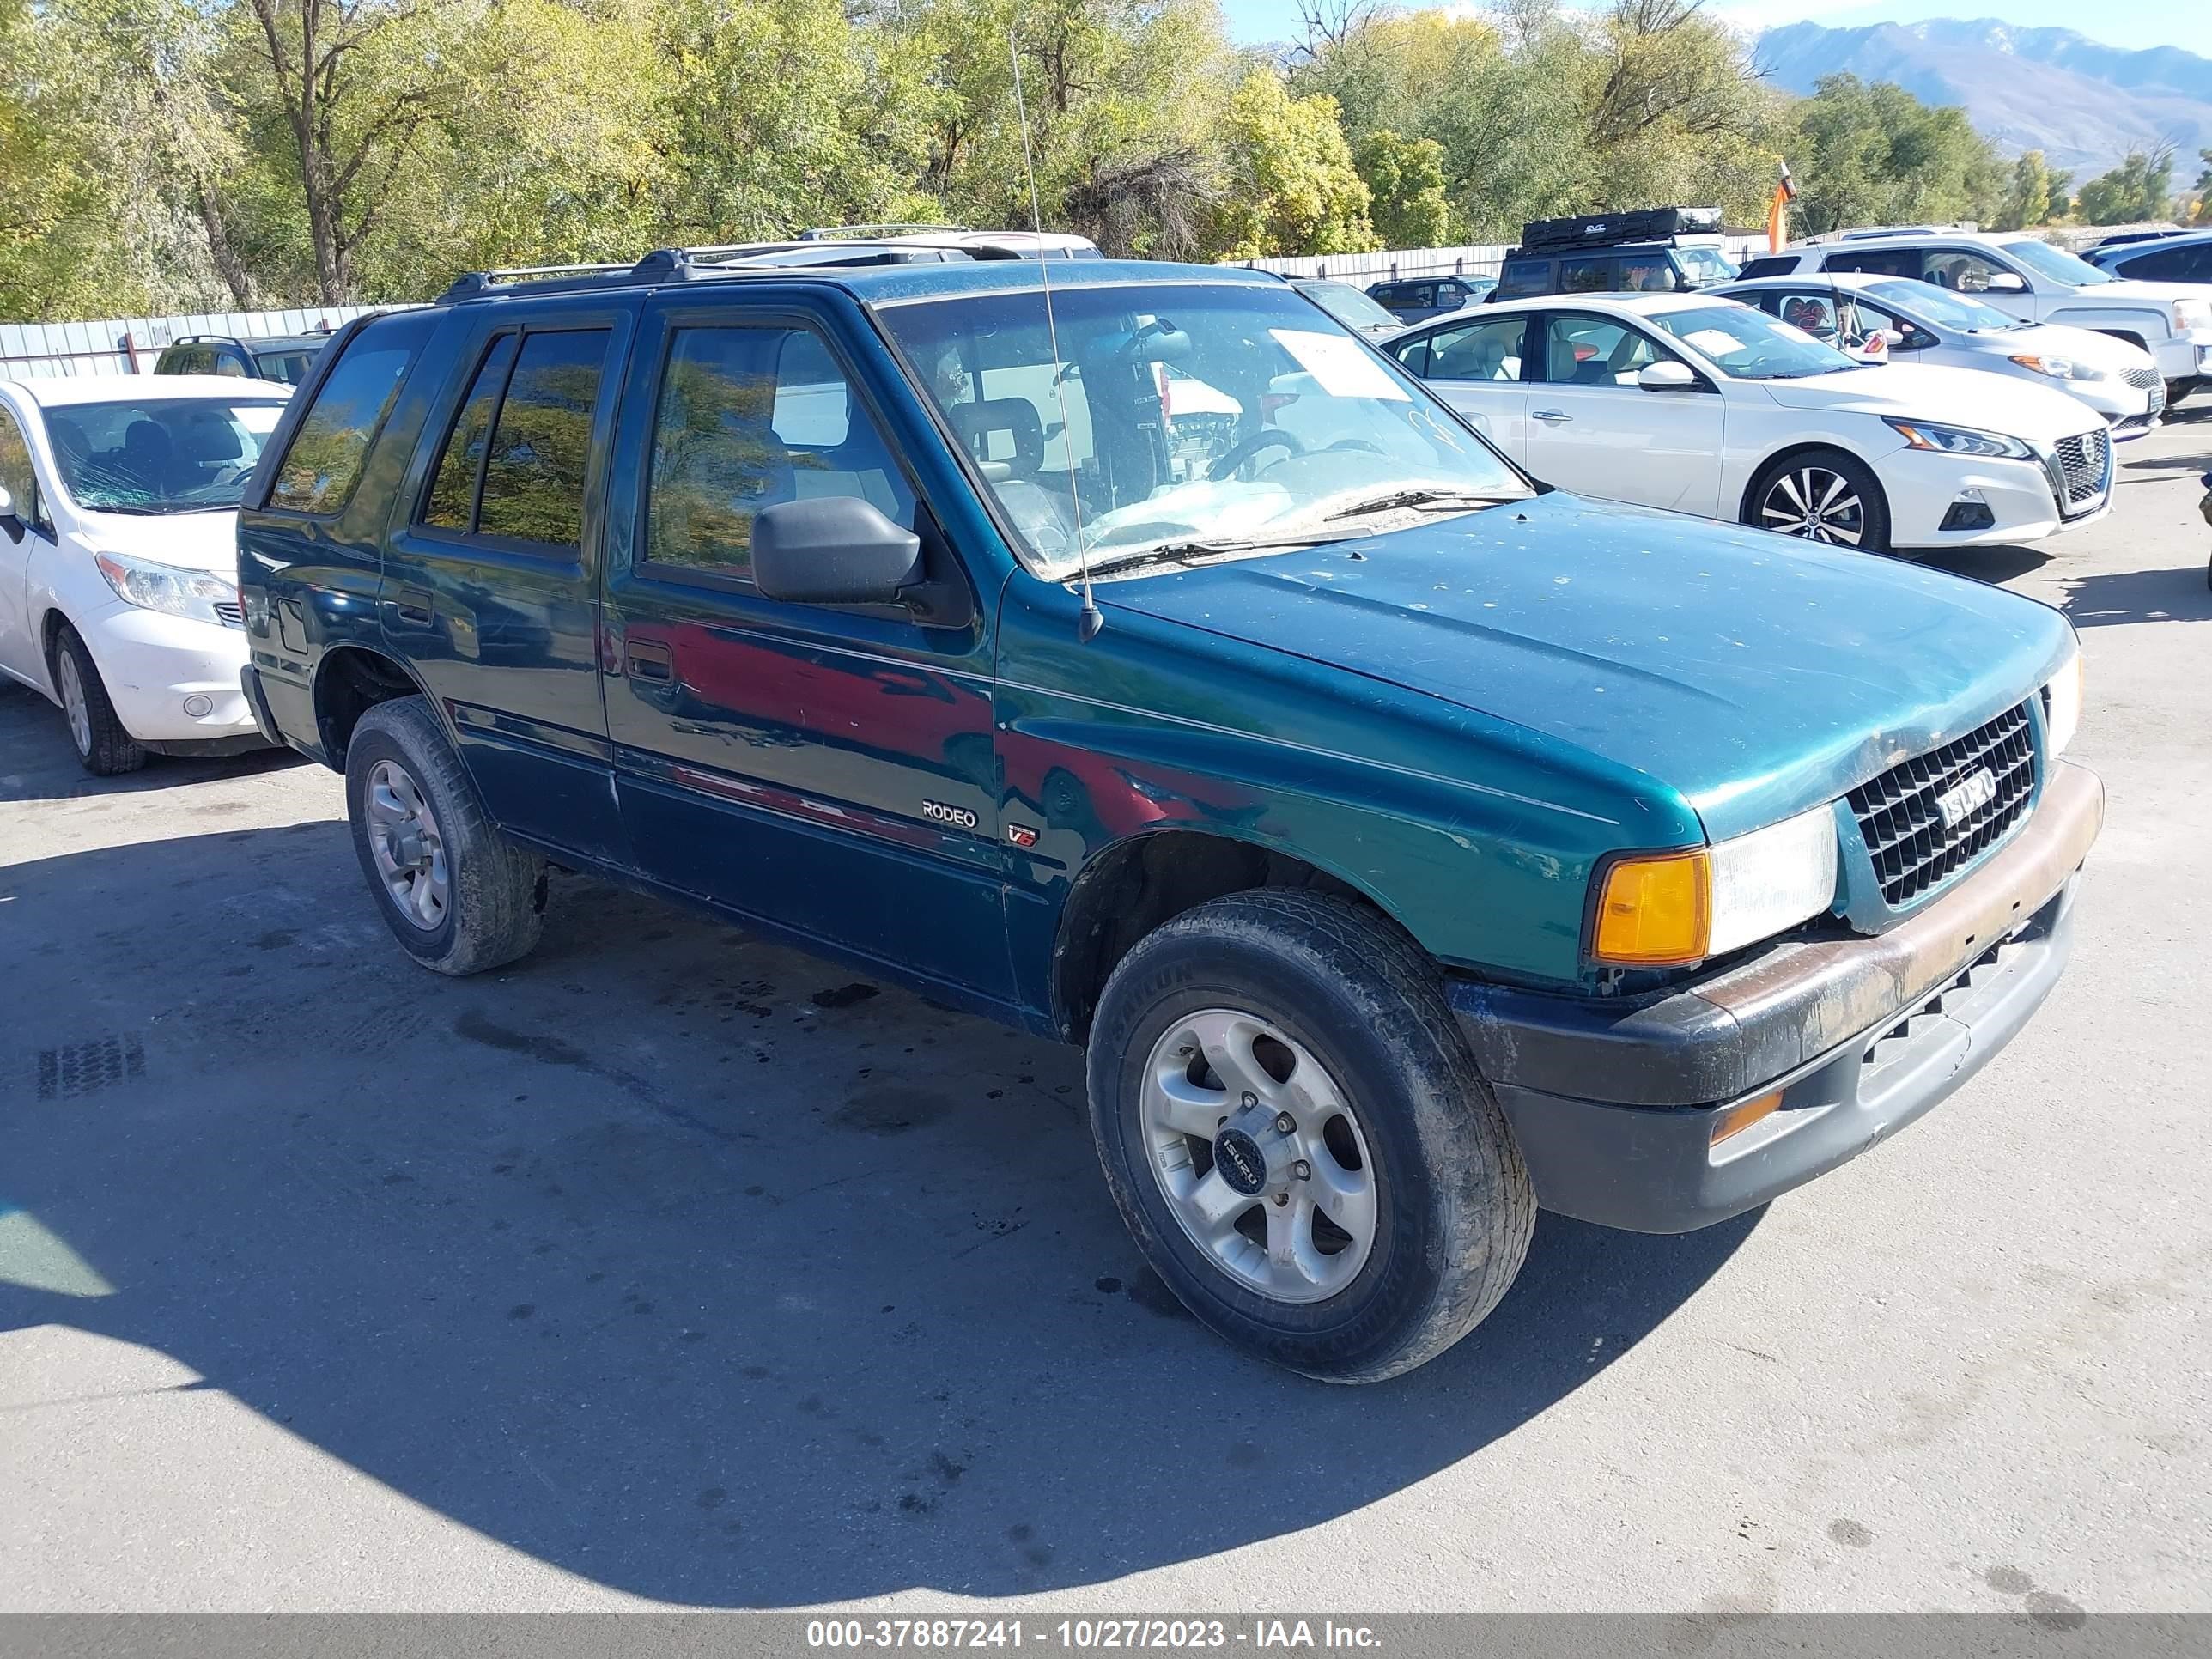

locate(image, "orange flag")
(1767, 163), (1799, 253)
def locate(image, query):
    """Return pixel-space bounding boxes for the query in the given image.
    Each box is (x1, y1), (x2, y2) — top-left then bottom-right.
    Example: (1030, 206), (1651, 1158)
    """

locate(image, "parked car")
(1365, 273), (1495, 324)
(154, 331), (330, 386)
(1716, 271), (2166, 440)
(1289, 277), (1407, 337)
(0, 374), (289, 773)
(237, 254), (2100, 1382)
(1734, 228), (2212, 406)
(1387, 291), (2115, 552)
(2085, 228), (2212, 287)
(1492, 206), (1741, 302)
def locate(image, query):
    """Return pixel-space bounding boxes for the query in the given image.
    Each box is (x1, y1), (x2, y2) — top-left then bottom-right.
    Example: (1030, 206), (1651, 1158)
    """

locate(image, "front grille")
(214, 600), (245, 628)
(1847, 701), (2038, 906)
(2122, 367), (2160, 391)
(2051, 427), (2110, 514)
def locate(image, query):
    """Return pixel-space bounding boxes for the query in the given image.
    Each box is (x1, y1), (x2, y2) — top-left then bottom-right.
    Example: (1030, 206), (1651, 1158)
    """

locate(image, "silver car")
(1717, 271), (2165, 440)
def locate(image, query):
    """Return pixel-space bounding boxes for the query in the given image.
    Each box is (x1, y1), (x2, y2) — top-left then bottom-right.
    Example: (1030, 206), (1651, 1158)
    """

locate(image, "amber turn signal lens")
(1592, 851), (1711, 966)
(1711, 1090), (1784, 1146)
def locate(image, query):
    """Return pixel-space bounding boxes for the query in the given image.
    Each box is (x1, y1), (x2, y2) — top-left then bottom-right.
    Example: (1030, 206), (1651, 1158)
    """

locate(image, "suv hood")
(1757, 362), (2104, 441)
(1098, 492), (2072, 842)
(77, 507), (242, 576)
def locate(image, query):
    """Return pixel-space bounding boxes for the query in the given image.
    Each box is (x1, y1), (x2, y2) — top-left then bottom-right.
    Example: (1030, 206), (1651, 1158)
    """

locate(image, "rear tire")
(50, 623), (146, 776)
(344, 695), (547, 975)
(1085, 890), (1534, 1382)
(1745, 448), (1891, 554)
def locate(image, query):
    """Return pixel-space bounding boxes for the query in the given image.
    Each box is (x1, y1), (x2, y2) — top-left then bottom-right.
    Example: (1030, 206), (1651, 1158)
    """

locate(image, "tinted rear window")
(473, 329), (609, 549)
(265, 312), (434, 515)
(2118, 243), (2212, 283)
(1735, 256), (1797, 280)
(1496, 258), (1552, 296)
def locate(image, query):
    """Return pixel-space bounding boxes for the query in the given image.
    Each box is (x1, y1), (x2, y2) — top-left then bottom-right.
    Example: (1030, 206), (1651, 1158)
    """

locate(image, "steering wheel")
(1206, 428), (1306, 482)
(1324, 438), (1385, 457)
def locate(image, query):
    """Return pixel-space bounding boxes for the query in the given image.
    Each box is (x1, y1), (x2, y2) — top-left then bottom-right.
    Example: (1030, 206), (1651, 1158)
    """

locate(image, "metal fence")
(0, 305), (386, 379)
(1235, 235), (1772, 285)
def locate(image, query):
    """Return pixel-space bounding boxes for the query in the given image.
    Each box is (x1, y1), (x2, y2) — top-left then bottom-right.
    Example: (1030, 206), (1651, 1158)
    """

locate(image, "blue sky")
(1215, 0), (2211, 59)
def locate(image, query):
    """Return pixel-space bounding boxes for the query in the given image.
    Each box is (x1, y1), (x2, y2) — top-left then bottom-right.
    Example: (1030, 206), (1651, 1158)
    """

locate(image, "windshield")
(41, 397), (286, 514)
(1674, 245), (1740, 284)
(1864, 279), (2024, 331)
(1297, 282), (1402, 332)
(2004, 239), (2114, 287)
(1647, 303), (1859, 380)
(878, 281), (1527, 579)
(254, 349), (318, 385)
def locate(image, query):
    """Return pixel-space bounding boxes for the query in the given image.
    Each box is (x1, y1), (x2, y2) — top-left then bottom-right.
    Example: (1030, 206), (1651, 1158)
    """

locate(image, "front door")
(1522, 309), (1725, 516)
(0, 401), (50, 685)
(602, 290), (1008, 1001)
(380, 300), (638, 862)
(1398, 313), (1532, 463)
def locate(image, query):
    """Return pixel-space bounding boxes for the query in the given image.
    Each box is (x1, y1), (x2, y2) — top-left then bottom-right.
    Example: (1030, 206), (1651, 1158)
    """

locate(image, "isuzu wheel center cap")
(1212, 1127), (1269, 1195)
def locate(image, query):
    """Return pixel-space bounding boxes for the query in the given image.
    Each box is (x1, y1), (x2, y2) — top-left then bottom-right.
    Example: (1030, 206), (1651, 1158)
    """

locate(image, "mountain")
(1754, 19), (2212, 180)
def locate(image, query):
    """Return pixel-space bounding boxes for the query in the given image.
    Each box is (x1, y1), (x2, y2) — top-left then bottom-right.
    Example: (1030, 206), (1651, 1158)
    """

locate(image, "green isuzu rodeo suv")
(234, 252), (2101, 1381)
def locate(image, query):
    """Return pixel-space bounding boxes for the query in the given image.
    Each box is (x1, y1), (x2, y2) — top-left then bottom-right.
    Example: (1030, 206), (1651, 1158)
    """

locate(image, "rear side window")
(2119, 244), (2212, 282)
(422, 334), (520, 530)
(1559, 257), (1612, 293)
(1824, 249), (1922, 279)
(1735, 256), (1798, 280)
(644, 323), (913, 583)
(417, 330), (608, 550)
(1496, 258), (1552, 297)
(266, 312), (434, 515)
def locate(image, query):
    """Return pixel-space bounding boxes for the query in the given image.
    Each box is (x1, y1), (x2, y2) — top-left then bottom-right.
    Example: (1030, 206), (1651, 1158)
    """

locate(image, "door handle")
(1531, 409), (1572, 424)
(624, 641), (673, 682)
(389, 586), (434, 624)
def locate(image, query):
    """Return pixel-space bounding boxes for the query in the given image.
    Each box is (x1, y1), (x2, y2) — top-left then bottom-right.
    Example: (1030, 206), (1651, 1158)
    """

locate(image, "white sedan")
(0, 374), (289, 774)
(1714, 271), (2165, 439)
(1386, 292), (2116, 553)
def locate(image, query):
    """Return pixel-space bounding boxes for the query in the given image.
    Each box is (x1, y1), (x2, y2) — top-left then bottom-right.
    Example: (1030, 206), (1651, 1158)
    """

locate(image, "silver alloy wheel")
(55, 647), (93, 757)
(364, 758), (449, 932)
(1139, 1008), (1377, 1304)
(1760, 465), (1865, 545)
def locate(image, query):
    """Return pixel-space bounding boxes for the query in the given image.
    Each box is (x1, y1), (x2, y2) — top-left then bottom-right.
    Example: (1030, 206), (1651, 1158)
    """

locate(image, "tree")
(1783, 74), (2002, 236)
(1995, 149), (2060, 230)
(2191, 149), (2211, 224)
(1355, 130), (1452, 247)
(1210, 70), (1375, 259)
(2075, 149), (2176, 226)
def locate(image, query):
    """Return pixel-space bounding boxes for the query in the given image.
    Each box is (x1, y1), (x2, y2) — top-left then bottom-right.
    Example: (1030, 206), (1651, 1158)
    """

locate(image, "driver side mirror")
(0, 483), (20, 543)
(751, 496), (922, 608)
(1636, 361), (1699, 392)
(1984, 271), (2027, 293)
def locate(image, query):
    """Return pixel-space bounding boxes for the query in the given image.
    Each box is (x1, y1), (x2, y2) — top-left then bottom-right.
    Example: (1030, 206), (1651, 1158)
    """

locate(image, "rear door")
(1522, 309), (1724, 514)
(379, 297), (638, 862)
(1395, 313), (1532, 462)
(0, 397), (52, 685)
(601, 286), (1008, 1000)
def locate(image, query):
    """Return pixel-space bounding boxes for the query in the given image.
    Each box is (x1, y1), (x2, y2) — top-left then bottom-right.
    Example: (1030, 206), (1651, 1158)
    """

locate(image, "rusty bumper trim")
(1449, 760), (2103, 1108)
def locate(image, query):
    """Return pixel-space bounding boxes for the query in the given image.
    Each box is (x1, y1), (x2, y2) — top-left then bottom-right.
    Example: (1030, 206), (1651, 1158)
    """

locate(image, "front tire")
(50, 623), (146, 776)
(1746, 448), (1890, 553)
(1086, 890), (1534, 1382)
(344, 696), (547, 975)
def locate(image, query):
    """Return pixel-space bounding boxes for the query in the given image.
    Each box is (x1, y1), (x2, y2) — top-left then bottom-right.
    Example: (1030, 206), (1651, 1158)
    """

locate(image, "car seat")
(951, 398), (1046, 481)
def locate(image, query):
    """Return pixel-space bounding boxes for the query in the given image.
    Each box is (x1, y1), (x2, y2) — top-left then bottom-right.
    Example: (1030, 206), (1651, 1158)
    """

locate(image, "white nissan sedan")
(1386, 292), (2115, 553)
(0, 374), (289, 774)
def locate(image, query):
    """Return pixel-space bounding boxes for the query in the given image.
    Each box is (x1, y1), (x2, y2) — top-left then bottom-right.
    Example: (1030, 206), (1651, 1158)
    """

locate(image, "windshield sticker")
(1683, 328), (1753, 359)
(1268, 329), (1409, 401)
(234, 405), (285, 433)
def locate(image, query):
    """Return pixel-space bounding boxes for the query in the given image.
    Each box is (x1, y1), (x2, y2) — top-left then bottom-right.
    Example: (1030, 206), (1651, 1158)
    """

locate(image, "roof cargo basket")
(1519, 206), (1722, 252)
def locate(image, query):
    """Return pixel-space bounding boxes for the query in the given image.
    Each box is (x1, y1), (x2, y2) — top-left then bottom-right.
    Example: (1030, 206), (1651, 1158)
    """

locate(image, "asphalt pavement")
(1, 410), (2207, 1613)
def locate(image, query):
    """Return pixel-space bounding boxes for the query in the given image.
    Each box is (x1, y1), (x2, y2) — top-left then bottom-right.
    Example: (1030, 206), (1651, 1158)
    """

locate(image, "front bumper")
(1449, 759), (2103, 1233)
(1880, 449), (2075, 549)
(2151, 331), (2212, 384)
(82, 602), (263, 744)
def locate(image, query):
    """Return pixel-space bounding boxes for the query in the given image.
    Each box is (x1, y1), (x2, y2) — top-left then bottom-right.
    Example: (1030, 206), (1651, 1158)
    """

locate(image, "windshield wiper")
(1322, 488), (1511, 522)
(1079, 532), (1346, 577)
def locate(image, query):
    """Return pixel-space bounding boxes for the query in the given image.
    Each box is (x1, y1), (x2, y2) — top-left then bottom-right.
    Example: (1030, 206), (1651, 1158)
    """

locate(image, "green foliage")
(1783, 74), (2002, 237)
(1356, 130), (1454, 249)
(2074, 149), (2176, 227)
(1994, 150), (2062, 231)
(1211, 70), (1376, 260)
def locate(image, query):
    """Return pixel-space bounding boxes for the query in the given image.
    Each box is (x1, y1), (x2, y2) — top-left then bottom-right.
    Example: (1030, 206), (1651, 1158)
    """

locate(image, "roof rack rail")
(798, 222), (971, 241)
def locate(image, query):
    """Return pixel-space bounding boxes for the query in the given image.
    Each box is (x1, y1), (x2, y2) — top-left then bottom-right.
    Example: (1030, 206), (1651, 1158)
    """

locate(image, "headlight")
(1882, 418), (2034, 460)
(2174, 299), (2212, 332)
(93, 551), (236, 624)
(1590, 803), (1839, 967)
(2041, 639), (2083, 757)
(2007, 354), (2108, 382)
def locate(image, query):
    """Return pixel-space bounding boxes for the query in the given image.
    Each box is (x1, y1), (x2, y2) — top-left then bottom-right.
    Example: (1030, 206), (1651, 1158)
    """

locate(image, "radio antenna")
(1010, 27), (1102, 642)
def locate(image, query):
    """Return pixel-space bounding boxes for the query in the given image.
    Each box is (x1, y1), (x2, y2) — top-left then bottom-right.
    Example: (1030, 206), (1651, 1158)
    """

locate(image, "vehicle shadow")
(0, 820), (1759, 1606)
(2060, 564), (2212, 627)
(1914, 543), (2049, 586)
(0, 683), (305, 803)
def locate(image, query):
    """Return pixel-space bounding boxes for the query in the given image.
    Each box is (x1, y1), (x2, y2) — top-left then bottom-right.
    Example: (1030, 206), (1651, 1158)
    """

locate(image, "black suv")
(154, 332), (331, 386)
(1492, 207), (1740, 301)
